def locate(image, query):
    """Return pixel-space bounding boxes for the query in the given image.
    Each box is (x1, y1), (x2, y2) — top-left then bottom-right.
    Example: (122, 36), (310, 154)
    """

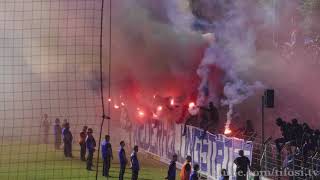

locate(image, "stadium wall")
(131, 122), (254, 180)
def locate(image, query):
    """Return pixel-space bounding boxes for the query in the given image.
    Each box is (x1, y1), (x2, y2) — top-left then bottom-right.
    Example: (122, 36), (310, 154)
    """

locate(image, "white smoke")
(165, 0), (264, 127)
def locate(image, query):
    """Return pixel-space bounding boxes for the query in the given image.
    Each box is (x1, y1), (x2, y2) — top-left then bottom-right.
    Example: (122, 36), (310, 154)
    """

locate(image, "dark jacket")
(63, 128), (73, 143)
(101, 140), (112, 159)
(86, 135), (96, 152)
(119, 147), (127, 166)
(130, 151), (140, 171)
(167, 161), (176, 180)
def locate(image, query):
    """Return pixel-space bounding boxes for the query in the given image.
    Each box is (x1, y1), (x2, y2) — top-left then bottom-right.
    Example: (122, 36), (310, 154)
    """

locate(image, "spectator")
(41, 114), (50, 144)
(53, 118), (62, 150)
(166, 154), (177, 180)
(86, 128), (96, 170)
(219, 169), (229, 180)
(101, 135), (113, 177)
(79, 126), (88, 161)
(189, 164), (199, 180)
(275, 118), (290, 152)
(130, 145), (140, 180)
(234, 150), (250, 180)
(62, 123), (73, 158)
(119, 141), (127, 180)
(180, 155), (192, 180)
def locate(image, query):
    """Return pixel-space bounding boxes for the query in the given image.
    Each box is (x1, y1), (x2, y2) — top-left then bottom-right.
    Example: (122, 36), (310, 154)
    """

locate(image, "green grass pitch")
(0, 144), (175, 180)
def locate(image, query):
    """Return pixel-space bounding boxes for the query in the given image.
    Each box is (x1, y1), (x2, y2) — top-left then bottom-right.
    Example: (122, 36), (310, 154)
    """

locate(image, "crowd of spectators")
(275, 118), (320, 177)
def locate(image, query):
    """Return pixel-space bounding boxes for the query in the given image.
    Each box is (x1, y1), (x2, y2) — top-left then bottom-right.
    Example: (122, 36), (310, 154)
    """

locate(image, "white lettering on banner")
(193, 133), (201, 164)
(209, 136), (216, 177)
(133, 123), (253, 179)
(200, 140), (208, 168)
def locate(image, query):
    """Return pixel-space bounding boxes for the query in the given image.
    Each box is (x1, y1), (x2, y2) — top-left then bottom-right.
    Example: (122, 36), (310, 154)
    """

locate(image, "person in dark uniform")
(86, 128), (96, 170)
(101, 135), (113, 177)
(130, 145), (140, 180)
(233, 150), (251, 180)
(79, 126), (88, 161)
(119, 141), (127, 180)
(166, 154), (177, 180)
(62, 122), (73, 158)
(189, 164), (199, 180)
(53, 118), (62, 150)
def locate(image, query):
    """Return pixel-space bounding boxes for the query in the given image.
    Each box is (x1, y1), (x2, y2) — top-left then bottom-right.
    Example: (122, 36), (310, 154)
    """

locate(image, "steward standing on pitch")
(86, 128), (96, 170)
(166, 154), (177, 180)
(130, 145), (140, 180)
(101, 135), (113, 177)
(62, 122), (73, 158)
(119, 141), (127, 180)
(79, 126), (88, 161)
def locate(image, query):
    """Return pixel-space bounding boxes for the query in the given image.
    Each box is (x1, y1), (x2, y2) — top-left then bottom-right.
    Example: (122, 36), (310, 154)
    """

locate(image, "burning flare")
(138, 110), (145, 117)
(170, 99), (175, 106)
(224, 126), (232, 135)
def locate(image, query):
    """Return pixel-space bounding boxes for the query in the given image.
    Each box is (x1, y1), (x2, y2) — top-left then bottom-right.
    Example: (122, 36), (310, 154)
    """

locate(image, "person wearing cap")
(53, 118), (62, 150)
(79, 126), (88, 161)
(86, 128), (96, 170)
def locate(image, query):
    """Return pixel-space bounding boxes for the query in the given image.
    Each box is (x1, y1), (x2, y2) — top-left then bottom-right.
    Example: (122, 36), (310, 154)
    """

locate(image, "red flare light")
(114, 104), (120, 109)
(170, 99), (174, 106)
(152, 113), (158, 119)
(224, 127), (232, 135)
(108, 98), (111, 102)
(138, 111), (145, 117)
(157, 106), (163, 111)
(121, 102), (125, 106)
(189, 102), (195, 109)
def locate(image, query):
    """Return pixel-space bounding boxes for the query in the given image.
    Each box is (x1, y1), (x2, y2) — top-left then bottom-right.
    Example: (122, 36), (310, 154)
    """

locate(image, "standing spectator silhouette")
(62, 122), (73, 158)
(86, 128), (96, 170)
(189, 164), (199, 180)
(234, 150), (251, 180)
(119, 141), (127, 180)
(101, 135), (113, 177)
(53, 118), (62, 150)
(79, 126), (87, 161)
(130, 145), (140, 180)
(180, 155), (192, 180)
(41, 114), (50, 144)
(166, 154), (177, 180)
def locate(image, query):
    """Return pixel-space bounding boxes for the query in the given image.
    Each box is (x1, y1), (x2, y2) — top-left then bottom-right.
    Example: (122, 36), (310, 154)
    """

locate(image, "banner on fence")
(133, 121), (253, 179)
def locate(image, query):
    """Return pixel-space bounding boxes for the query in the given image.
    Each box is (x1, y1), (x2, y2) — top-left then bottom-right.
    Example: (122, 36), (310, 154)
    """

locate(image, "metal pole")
(95, 0), (107, 179)
(261, 95), (265, 171)
(262, 96), (265, 145)
(107, 0), (112, 135)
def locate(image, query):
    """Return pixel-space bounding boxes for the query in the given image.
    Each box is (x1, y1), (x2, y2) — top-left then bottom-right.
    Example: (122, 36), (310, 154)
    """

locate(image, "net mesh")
(0, 0), (105, 179)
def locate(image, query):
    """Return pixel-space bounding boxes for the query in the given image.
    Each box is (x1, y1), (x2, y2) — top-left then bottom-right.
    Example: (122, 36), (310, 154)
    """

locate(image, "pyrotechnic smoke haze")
(105, 0), (320, 135)
(0, 0), (319, 139)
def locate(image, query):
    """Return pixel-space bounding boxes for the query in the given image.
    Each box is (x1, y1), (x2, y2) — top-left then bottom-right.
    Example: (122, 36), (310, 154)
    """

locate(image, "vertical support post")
(262, 96), (265, 144)
(261, 95), (266, 171)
